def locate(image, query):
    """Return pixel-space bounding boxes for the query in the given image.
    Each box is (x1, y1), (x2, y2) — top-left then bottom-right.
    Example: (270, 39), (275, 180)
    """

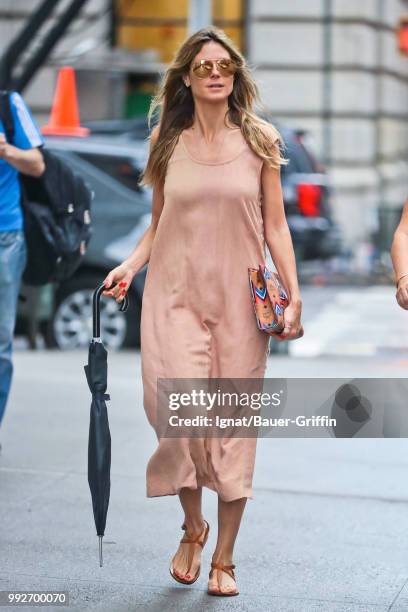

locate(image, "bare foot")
(208, 560), (238, 595)
(170, 520), (208, 582)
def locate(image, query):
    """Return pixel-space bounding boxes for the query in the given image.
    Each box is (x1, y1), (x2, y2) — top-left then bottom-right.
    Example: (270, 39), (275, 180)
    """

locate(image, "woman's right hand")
(102, 262), (137, 303)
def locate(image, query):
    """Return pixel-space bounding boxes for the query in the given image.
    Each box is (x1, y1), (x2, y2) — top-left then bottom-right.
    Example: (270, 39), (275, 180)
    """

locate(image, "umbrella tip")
(99, 535), (103, 567)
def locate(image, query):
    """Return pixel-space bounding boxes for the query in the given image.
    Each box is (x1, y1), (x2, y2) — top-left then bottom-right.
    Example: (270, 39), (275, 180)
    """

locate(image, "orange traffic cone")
(42, 66), (90, 137)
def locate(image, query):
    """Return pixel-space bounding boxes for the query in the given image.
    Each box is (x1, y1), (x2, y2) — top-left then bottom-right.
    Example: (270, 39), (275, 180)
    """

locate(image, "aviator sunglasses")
(192, 58), (238, 79)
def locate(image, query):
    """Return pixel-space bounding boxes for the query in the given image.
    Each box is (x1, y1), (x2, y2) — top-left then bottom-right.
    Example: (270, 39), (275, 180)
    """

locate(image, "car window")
(280, 136), (315, 176)
(49, 149), (143, 206)
(75, 152), (143, 192)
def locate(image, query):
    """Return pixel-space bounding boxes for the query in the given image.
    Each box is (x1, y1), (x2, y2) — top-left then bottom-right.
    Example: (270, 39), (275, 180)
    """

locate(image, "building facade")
(248, 0), (408, 250)
(1, 0), (408, 251)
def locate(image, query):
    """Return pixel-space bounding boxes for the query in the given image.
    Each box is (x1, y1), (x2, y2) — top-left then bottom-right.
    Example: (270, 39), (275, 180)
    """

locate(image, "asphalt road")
(289, 285), (408, 360)
(1, 335), (408, 611)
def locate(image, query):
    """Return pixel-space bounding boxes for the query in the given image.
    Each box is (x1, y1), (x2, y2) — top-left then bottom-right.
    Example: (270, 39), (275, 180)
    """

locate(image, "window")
(76, 153), (143, 192)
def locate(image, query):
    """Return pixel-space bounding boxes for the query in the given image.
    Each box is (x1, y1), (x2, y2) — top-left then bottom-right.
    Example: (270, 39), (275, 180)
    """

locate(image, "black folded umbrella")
(83, 282), (129, 566)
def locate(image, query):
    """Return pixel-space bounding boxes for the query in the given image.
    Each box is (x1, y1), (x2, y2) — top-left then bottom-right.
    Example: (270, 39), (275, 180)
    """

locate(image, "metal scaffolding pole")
(13, 0), (90, 92)
(0, 0), (61, 90)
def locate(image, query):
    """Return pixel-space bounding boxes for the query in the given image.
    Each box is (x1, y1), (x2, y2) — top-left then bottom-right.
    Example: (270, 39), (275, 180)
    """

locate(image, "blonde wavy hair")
(139, 25), (288, 188)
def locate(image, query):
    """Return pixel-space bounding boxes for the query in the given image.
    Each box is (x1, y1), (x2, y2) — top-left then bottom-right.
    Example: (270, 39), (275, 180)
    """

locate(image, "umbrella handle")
(93, 282), (129, 340)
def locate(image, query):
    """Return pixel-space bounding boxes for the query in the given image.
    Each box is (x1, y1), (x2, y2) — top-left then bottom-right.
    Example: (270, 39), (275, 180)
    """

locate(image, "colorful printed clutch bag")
(248, 264), (289, 335)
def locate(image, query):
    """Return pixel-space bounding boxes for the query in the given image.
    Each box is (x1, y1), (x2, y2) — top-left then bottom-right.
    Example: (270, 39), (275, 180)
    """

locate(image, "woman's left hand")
(271, 301), (304, 341)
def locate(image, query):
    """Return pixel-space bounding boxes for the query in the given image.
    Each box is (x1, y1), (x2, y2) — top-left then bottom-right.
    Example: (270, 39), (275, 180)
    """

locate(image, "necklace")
(188, 124), (237, 163)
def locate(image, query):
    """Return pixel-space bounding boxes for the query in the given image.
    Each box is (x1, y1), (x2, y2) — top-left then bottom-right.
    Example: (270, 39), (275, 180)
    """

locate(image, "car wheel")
(43, 275), (141, 350)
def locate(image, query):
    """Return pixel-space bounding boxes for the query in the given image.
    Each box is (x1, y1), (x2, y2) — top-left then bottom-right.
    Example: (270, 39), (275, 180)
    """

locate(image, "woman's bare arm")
(261, 162), (301, 305)
(123, 125), (165, 275)
(261, 159), (303, 338)
(102, 125), (166, 298)
(391, 198), (408, 309)
(391, 198), (408, 283)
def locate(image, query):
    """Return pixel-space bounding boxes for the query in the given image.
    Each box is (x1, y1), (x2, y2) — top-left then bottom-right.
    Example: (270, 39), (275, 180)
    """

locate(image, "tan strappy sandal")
(169, 519), (210, 585)
(207, 561), (239, 596)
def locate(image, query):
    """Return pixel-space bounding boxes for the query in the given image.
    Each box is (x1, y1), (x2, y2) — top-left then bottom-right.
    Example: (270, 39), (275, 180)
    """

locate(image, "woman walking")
(103, 26), (303, 596)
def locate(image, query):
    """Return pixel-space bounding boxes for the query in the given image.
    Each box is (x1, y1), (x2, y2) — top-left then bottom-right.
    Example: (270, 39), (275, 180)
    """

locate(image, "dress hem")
(146, 482), (254, 503)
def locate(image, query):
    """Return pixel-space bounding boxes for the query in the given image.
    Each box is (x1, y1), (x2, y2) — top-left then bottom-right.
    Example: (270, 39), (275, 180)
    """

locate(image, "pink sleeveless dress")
(140, 126), (270, 502)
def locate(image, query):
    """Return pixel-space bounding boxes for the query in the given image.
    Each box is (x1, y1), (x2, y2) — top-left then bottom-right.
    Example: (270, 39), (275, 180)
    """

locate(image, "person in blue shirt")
(0, 91), (45, 446)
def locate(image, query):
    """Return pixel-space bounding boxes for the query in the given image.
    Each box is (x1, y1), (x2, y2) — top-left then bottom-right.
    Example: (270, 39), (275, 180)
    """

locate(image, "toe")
(208, 576), (220, 592)
(216, 570), (237, 594)
(172, 558), (185, 579)
(176, 566), (187, 579)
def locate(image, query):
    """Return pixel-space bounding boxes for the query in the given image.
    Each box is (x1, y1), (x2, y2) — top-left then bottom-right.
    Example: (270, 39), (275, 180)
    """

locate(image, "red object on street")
(297, 183), (321, 216)
(42, 67), (90, 137)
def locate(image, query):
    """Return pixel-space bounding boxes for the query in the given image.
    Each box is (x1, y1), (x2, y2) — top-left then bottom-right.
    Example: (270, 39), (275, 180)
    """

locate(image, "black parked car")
(16, 135), (152, 351)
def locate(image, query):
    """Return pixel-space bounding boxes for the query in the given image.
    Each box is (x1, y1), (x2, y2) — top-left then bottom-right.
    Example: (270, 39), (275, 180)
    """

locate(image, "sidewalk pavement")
(1, 349), (408, 612)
